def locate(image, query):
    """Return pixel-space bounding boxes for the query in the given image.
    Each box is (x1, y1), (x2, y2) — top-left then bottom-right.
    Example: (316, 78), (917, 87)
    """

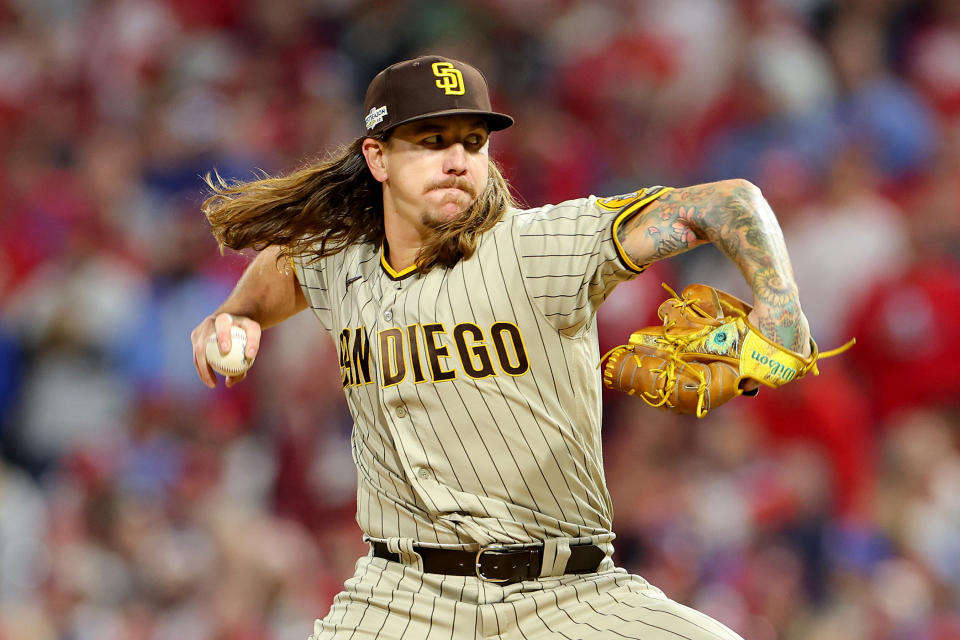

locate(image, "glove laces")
(600, 283), (856, 418)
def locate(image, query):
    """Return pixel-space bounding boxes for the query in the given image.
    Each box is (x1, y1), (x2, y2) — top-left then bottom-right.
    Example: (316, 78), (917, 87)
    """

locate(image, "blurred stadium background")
(1, 0), (960, 638)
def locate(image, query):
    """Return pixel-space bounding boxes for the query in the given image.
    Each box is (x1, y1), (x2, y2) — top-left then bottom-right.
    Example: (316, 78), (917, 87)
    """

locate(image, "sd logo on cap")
(362, 55), (513, 135)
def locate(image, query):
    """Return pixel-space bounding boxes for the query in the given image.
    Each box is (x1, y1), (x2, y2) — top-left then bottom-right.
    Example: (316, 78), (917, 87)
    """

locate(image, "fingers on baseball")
(191, 320), (219, 388)
(194, 351), (218, 388)
(232, 316), (262, 360)
(224, 371), (247, 388)
(214, 313), (235, 354)
(213, 313), (261, 360)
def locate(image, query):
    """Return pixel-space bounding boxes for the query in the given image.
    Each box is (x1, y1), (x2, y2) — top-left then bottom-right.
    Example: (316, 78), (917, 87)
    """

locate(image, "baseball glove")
(600, 283), (854, 418)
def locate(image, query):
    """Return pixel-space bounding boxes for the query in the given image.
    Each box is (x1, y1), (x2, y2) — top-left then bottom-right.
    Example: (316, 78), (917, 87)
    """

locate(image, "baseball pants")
(309, 553), (744, 640)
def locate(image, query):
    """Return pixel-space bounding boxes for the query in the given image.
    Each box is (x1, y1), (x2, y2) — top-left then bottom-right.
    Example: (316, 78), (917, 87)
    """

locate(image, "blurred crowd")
(1, 0), (959, 638)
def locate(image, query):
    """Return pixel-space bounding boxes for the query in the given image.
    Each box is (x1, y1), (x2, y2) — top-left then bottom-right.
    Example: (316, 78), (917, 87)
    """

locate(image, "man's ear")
(361, 138), (388, 183)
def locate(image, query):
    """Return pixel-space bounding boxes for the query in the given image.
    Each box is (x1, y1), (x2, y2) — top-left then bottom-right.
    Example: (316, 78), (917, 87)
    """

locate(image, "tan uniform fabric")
(293, 187), (744, 639)
(312, 556), (743, 640)
(293, 188), (668, 549)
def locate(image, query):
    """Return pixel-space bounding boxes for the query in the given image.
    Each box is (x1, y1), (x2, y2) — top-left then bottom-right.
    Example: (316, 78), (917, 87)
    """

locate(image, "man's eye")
(466, 134), (484, 146)
(423, 135), (442, 145)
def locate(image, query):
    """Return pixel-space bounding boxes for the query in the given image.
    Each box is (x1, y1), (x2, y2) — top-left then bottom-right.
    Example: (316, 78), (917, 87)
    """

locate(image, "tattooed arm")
(619, 179), (811, 356)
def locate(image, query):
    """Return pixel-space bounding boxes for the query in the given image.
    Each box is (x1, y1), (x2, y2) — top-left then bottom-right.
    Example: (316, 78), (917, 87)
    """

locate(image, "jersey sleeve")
(512, 186), (672, 334)
(291, 253), (334, 332)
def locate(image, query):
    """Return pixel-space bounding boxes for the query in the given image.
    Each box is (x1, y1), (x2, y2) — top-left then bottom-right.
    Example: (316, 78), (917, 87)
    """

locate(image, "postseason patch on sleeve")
(596, 187), (668, 211)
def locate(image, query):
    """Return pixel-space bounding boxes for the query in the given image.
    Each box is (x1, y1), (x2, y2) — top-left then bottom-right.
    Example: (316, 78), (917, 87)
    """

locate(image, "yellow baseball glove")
(600, 283), (854, 418)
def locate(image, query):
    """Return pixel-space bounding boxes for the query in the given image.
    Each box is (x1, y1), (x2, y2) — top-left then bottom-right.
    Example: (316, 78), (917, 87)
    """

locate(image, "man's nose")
(443, 143), (468, 175)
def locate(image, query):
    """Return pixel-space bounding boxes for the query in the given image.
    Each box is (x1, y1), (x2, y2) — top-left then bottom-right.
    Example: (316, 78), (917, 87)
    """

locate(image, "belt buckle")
(475, 544), (513, 583)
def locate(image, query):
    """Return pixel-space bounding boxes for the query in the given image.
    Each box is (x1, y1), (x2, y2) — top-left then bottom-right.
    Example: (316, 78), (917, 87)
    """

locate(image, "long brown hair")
(202, 136), (517, 272)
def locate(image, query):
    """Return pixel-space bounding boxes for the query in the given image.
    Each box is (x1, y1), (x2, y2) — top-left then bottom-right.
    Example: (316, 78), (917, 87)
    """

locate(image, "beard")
(420, 177), (479, 230)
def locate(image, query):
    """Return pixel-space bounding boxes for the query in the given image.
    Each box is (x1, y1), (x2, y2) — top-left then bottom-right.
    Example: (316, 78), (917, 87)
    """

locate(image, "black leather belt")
(371, 541), (605, 584)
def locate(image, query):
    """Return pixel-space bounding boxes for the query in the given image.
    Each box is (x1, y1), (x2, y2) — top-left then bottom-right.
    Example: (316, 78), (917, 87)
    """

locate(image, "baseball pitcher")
(191, 56), (814, 639)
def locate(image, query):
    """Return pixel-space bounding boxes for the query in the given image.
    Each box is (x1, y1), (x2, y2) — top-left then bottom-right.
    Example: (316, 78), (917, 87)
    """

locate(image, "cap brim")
(386, 108), (514, 133)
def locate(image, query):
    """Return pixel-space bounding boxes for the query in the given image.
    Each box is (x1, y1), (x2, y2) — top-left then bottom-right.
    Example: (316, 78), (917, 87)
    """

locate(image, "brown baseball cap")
(362, 55), (514, 136)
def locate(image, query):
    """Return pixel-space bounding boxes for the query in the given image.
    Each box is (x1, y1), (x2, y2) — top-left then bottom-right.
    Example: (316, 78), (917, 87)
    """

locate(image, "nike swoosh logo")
(345, 275), (362, 288)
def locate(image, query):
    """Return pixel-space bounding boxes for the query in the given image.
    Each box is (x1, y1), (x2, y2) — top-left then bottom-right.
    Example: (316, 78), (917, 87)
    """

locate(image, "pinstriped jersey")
(292, 187), (671, 548)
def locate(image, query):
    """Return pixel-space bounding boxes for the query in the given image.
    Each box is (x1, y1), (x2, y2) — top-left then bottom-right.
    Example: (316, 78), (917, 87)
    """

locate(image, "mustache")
(425, 178), (477, 198)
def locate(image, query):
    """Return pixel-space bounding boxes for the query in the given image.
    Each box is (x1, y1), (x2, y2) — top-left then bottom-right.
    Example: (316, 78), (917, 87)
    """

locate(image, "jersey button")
(395, 406), (407, 418)
(418, 468), (431, 480)
(383, 310), (393, 322)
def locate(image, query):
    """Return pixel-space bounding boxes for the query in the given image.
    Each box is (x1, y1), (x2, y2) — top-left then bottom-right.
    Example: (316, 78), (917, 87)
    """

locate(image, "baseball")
(205, 326), (254, 377)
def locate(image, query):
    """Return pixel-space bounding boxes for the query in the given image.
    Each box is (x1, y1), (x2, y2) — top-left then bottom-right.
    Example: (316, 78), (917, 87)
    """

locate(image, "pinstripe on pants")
(310, 555), (744, 640)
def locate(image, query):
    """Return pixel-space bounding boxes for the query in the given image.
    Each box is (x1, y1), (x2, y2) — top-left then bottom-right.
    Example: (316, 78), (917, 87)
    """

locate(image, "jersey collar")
(380, 244), (418, 280)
